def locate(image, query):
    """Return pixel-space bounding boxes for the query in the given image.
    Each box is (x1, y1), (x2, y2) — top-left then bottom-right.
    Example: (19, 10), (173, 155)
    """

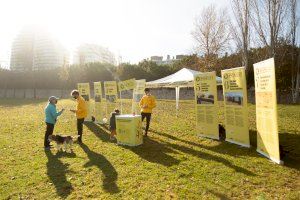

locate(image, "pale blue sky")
(0, 0), (230, 67)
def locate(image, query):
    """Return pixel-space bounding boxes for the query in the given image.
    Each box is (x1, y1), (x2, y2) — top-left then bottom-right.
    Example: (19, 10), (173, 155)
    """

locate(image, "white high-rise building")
(73, 44), (116, 65)
(10, 26), (69, 71)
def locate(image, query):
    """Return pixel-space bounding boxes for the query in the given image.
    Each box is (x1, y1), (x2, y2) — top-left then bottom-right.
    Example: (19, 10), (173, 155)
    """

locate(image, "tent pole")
(175, 87), (180, 117)
(120, 91), (123, 114)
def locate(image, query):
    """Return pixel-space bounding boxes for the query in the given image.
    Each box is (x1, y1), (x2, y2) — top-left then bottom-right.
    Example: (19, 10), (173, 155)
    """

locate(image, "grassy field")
(0, 99), (299, 199)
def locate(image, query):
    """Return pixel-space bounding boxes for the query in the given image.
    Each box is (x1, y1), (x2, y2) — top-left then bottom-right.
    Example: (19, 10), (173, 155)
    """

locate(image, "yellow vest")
(76, 96), (87, 119)
(139, 95), (156, 113)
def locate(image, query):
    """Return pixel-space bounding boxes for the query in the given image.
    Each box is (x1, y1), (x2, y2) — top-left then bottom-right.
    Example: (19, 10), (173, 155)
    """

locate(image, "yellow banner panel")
(93, 82), (104, 123)
(194, 72), (219, 140)
(221, 67), (250, 147)
(104, 81), (118, 96)
(118, 79), (136, 91)
(132, 79), (146, 114)
(254, 58), (281, 164)
(104, 81), (118, 119)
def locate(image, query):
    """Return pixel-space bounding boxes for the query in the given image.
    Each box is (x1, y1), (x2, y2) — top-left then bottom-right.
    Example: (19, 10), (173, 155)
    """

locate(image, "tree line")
(0, 43), (298, 90)
(191, 0), (300, 103)
(0, 0), (299, 103)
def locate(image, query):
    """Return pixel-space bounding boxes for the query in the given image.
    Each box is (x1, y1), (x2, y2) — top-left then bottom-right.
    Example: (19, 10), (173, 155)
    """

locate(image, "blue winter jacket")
(45, 103), (62, 124)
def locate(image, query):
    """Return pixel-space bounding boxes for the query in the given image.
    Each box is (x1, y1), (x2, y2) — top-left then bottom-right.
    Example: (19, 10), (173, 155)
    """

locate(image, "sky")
(0, 0), (229, 67)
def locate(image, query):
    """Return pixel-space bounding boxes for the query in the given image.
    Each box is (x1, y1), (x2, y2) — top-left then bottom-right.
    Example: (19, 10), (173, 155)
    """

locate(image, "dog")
(48, 135), (79, 152)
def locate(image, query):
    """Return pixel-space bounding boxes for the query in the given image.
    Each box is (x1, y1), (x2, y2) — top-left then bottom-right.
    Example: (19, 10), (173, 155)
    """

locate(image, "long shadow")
(85, 122), (180, 167)
(153, 129), (300, 171)
(85, 122), (253, 173)
(79, 143), (120, 194)
(44, 149), (73, 198)
(84, 122), (111, 142)
(164, 140), (256, 176)
(55, 151), (77, 158)
(249, 130), (300, 170)
(207, 189), (230, 200)
(122, 137), (181, 167)
(279, 131), (300, 170)
(151, 129), (259, 158)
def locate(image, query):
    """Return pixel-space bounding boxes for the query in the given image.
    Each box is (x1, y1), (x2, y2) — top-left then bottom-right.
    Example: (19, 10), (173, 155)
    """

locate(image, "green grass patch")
(0, 99), (299, 199)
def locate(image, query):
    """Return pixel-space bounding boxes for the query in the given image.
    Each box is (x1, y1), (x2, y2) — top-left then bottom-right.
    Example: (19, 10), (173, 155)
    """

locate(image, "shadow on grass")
(152, 129), (259, 158)
(279, 131), (300, 170)
(44, 149), (73, 198)
(207, 189), (230, 200)
(250, 130), (300, 170)
(79, 143), (120, 194)
(164, 140), (256, 176)
(153, 129), (300, 170)
(85, 122), (254, 172)
(85, 122), (180, 167)
(55, 151), (77, 158)
(155, 130), (300, 170)
(84, 122), (111, 142)
(123, 137), (181, 167)
(0, 98), (46, 107)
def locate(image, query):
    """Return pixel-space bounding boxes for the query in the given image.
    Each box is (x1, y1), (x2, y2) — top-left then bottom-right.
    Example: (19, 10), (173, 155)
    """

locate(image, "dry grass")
(0, 99), (299, 199)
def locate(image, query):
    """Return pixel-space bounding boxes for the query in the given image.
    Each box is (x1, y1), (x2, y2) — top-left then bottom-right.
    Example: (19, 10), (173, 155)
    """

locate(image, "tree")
(58, 63), (70, 98)
(231, 0), (250, 71)
(289, 0), (300, 103)
(250, 0), (290, 58)
(191, 4), (231, 68)
(171, 55), (201, 72)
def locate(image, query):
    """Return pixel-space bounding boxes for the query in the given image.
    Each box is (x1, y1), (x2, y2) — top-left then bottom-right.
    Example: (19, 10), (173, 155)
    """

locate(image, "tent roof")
(146, 67), (222, 88)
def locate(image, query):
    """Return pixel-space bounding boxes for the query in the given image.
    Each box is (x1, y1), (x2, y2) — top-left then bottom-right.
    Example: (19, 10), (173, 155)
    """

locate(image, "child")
(109, 109), (120, 140)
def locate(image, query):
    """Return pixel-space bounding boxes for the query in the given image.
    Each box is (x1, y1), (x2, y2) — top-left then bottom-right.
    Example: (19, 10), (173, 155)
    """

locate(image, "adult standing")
(139, 88), (156, 136)
(44, 96), (64, 149)
(70, 90), (87, 143)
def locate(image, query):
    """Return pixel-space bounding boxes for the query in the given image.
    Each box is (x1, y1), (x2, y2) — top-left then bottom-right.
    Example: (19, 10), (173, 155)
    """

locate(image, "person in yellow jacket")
(139, 88), (156, 136)
(70, 90), (87, 143)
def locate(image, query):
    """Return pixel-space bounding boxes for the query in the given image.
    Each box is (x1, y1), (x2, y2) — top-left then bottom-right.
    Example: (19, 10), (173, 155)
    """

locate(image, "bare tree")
(192, 5), (231, 68)
(250, 0), (290, 57)
(290, 0), (300, 103)
(231, 0), (250, 71)
(58, 59), (70, 98)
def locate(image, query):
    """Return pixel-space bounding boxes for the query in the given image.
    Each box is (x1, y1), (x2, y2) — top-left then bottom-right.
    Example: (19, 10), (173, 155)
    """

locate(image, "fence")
(0, 88), (298, 104)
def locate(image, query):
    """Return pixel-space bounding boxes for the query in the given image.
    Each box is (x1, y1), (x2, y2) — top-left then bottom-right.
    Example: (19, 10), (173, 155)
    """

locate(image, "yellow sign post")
(132, 79), (146, 114)
(116, 114), (143, 146)
(254, 58), (282, 164)
(221, 67), (250, 147)
(118, 79), (136, 113)
(77, 83), (92, 121)
(118, 79), (136, 91)
(194, 72), (219, 139)
(94, 82), (104, 123)
(104, 81), (118, 119)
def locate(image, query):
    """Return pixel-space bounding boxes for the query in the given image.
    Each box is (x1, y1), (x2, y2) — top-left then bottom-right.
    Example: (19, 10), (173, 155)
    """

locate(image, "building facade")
(73, 44), (116, 65)
(10, 26), (69, 71)
(149, 54), (186, 65)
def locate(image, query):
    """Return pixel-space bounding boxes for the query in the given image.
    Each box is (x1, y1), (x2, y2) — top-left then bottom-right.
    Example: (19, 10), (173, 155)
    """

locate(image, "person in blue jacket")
(44, 96), (64, 149)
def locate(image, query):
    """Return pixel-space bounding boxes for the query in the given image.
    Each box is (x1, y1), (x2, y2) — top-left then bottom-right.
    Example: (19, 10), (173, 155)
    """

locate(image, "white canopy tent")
(146, 68), (222, 110)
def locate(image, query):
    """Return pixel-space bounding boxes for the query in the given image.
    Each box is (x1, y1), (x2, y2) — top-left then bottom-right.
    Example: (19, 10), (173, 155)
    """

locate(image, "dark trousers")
(77, 118), (85, 142)
(44, 123), (54, 147)
(141, 112), (151, 134)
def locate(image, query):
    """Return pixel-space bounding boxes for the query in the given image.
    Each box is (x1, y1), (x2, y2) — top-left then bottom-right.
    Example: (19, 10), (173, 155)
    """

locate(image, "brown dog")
(48, 135), (79, 152)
